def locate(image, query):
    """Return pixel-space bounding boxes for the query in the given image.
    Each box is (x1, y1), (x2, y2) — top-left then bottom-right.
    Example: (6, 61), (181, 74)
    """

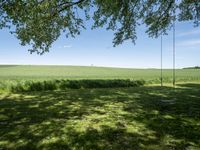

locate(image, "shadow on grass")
(0, 83), (200, 149)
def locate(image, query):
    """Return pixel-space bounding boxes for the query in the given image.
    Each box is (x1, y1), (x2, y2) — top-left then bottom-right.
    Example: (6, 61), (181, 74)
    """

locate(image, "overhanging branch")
(58, 0), (86, 13)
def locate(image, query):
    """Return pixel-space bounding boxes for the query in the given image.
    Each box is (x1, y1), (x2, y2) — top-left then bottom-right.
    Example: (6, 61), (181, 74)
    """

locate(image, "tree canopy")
(0, 0), (199, 54)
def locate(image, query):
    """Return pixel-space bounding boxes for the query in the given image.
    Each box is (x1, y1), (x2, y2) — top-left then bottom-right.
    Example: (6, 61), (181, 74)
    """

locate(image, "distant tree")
(183, 66), (200, 69)
(0, 0), (199, 54)
(195, 66), (200, 69)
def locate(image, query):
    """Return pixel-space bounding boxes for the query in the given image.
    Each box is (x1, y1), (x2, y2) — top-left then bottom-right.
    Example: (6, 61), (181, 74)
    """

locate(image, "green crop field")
(0, 65), (200, 149)
(0, 65), (200, 83)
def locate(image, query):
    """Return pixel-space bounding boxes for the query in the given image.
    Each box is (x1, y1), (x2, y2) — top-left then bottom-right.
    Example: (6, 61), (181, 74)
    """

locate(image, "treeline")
(183, 66), (200, 69)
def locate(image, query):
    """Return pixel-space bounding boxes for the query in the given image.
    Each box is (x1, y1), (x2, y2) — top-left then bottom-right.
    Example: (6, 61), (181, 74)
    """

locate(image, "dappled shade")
(0, 84), (200, 149)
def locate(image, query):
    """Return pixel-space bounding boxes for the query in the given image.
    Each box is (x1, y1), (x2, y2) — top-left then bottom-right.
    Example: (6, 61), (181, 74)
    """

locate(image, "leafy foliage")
(0, 0), (199, 54)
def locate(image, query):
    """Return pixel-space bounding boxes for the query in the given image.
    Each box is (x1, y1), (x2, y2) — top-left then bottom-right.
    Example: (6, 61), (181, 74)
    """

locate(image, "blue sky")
(0, 20), (199, 68)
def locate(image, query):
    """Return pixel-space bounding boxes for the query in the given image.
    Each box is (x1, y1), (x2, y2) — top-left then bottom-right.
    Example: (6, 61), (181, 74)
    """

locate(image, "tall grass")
(0, 79), (145, 92)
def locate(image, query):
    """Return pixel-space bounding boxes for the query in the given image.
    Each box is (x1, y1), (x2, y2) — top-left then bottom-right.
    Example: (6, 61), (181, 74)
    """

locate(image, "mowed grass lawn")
(0, 84), (200, 149)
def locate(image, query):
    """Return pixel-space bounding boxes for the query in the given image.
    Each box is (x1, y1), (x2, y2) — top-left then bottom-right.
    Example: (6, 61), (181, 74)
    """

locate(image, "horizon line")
(0, 63), (192, 69)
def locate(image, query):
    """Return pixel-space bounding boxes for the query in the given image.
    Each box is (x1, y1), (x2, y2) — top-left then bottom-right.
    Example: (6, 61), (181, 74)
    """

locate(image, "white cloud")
(63, 45), (72, 48)
(177, 39), (200, 47)
(178, 29), (200, 37)
(58, 45), (72, 49)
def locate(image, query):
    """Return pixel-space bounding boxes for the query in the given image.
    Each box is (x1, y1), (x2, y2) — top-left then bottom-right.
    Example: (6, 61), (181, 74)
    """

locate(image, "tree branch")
(58, 0), (86, 13)
(0, 0), (10, 10)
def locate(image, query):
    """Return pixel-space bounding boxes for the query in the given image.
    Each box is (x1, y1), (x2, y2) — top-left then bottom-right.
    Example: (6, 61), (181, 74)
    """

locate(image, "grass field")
(0, 65), (200, 83)
(0, 65), (200, 149)
(0, 84), (200, 149)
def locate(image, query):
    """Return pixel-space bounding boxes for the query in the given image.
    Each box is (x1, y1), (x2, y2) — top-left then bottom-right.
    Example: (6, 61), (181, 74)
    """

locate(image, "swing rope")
(173, 11), (176, 88)
(161, 34), (163, 87)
